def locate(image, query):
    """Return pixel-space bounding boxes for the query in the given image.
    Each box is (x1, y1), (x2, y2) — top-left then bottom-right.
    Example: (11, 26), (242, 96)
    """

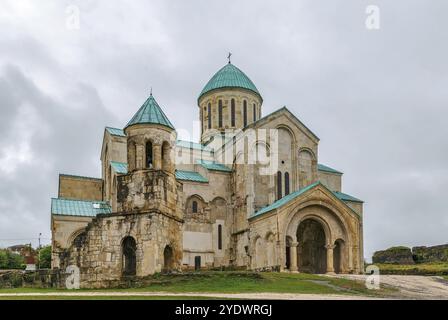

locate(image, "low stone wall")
(0, 269), (67, 289)
(372, 244), (448, 265)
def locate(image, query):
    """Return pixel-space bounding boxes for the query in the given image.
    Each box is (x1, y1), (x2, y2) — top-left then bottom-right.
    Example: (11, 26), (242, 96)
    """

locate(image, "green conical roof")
(125, 94), (175, 130)
(199, 63), (261, 101)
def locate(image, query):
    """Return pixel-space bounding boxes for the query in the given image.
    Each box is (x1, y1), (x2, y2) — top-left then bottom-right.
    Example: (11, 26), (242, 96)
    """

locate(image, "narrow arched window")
(253, 103), (256, 121)
(218, 100), (223, 128)
(146, 141), (153, 168)
(277, 171), (282, 200)
(207, 103), (211, 129)
(284, 172), (290, 195)
(192, 200), (198, 213)
(231, 99), (235, 127)
(243, 100), (247, 127)
(218, 225), (222, 250)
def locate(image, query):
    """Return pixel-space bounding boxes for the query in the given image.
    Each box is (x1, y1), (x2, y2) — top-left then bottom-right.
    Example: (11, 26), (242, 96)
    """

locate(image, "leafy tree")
(0, 249), (25, 269)
(38, 245), (52, 269)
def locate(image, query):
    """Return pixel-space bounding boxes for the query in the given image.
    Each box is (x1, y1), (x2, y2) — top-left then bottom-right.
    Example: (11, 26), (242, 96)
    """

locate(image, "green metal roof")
(125, 94), (175, 130)
(333, 191), (363, 203)
(252, 181), (320, 218)
(110, 161), (128, 174)
(251, 181), (363, 219)
(197, 160), (232, 172)
(175, 170), (208, 183)
(51, 198), (111, 217)
(105, 127), (126, 137)
(59, 174), (102, 181)
(176, 140), (213, 152)
(318, 163), (343, 175)
(199, 63), (261, 101)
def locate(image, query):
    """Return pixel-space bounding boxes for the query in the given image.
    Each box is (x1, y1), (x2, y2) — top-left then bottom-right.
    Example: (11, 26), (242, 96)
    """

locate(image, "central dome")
(199, 63), (261, 101)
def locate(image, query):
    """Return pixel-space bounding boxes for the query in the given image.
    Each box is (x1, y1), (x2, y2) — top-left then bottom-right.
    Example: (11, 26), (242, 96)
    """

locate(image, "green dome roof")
(199, 63), (261, 101)
(125, 94), (175, 130)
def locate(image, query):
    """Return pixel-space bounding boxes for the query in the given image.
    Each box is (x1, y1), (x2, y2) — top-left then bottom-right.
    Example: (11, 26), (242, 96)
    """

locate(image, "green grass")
(373, 262), (448, 275)
(0, 272), (393, 298)
(0, 295), (226, 300)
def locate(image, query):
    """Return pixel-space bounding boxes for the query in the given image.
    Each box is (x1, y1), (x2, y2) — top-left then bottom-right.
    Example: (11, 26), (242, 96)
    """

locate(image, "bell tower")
(117, 93), (179, 217)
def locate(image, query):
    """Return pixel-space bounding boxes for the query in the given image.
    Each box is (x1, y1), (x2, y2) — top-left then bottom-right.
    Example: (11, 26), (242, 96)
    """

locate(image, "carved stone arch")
(298, 147), (316, 160)
(68, 228), (87, 248)
(283, 200), (353, 247)
(161, 140), (171, 172)
(265, 231), (276, 267)
(186, 194), (207, 215)
(276, 124), (297, 144)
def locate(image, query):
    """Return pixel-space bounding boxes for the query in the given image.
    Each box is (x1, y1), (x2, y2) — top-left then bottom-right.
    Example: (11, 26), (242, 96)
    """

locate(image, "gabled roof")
(318, 163), (343, 175)
(176, 140), (213, 152)
(248, 106), (319, 142)
(110, 161), (128, 174)
(253, 181), (320, 218)
(251, 181), (363, 219)
(175, 170), (208, 183)
(199, 63), (261, 101)
(125, 94), (175, 130)
(51, 198), (111, 217)
(197, 160), (232, 172)
(333, 191), (363, 203)
(105, 127), (126, 137)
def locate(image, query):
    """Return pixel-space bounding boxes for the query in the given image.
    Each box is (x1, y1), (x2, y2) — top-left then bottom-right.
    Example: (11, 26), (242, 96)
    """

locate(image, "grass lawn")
(0, 272), (394, 299)
(373, 263), (448, 275)
(0, 295), (224, 300)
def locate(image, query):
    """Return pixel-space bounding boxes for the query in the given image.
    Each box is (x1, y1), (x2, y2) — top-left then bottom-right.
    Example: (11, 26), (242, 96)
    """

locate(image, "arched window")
(192, 201), (198, 213)
(231, 99), (235, 127)
(162, 141), (170, 171)
(207, 103), (211, 129)
(253, 103), (256, 121)
(218, 224), (222, 250)
(277, 171), (282, 200)
(146, 141), (153, 168)
(243, 100), (247, 127)
(218, 100), (223, 127)
(284, 172), (290, 195)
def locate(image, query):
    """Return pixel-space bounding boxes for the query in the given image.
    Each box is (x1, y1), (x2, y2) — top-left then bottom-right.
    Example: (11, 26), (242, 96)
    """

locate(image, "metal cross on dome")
(227, 52), (232, 64)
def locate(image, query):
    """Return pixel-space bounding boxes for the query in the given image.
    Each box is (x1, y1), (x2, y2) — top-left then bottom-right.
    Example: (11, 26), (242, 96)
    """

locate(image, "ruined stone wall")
(59, 212), (183, 288)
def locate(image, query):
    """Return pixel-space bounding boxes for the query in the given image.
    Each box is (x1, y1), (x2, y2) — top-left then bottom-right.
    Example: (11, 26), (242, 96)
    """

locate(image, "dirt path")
(0, 291), (376, 300)
(325, 274), (448, 299)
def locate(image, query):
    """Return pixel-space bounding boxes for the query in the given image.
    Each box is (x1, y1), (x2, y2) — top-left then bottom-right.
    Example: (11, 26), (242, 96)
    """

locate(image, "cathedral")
(50, 59), (364, 287)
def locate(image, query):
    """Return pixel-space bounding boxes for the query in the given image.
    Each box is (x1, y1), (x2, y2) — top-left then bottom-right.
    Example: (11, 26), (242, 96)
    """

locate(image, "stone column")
(153, 144), (162, 170)
(326, 244), (336, 274)
(290, 242), (299, 272)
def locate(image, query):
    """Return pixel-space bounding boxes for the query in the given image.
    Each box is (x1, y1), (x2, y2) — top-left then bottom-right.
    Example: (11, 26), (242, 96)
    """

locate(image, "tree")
(38, 245), (52, 269)
(0, 249), (25, 269)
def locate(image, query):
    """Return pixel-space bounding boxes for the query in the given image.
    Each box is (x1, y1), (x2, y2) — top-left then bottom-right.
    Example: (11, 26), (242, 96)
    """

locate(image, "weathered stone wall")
(59, 212), (183, 288)
(372, 246), (414, 264)
(318, 171), (342, 192)
(58, 175), (103, 201)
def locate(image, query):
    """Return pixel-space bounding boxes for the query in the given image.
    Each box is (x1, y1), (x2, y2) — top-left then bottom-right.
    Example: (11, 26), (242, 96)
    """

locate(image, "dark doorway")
(194, 256), (201, 271)
(122, 236), (137, 276)
(163, 245), (174, 272)
(296, 219), (327, 273)
(285, 246), (291, 270)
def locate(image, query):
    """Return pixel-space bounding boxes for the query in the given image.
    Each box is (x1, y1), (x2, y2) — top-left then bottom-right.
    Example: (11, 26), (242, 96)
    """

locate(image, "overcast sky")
(0, 0), (447, 261)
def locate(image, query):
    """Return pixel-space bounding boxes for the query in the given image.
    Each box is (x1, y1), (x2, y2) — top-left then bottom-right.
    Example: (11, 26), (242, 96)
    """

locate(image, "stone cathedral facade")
(51, 60), (364, 287)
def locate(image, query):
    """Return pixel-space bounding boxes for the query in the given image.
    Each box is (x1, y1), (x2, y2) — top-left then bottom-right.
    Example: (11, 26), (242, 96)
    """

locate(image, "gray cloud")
(0, 0), (447, 260)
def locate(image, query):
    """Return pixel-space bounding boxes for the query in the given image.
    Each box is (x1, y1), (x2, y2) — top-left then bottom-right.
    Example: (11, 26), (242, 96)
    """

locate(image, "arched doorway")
(333, 239), (345, 274)
(285, 236), (293, 270)
(296, 219), (327, 273)
(122, 236), (137, 276)
(163, 245), (174, 272)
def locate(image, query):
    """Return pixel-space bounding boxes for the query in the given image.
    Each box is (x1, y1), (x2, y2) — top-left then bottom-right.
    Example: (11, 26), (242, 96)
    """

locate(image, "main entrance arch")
(296, 219), (327, 273)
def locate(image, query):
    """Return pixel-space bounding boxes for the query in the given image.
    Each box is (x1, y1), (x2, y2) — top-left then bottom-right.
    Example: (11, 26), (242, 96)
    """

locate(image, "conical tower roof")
(125, 93), (174, 130)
